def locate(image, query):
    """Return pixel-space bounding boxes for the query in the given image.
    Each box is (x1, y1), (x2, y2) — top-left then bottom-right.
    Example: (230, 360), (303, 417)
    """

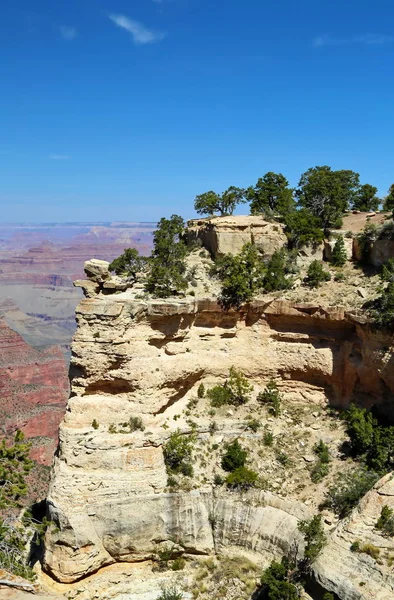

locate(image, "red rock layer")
(0, 319), (69, 466)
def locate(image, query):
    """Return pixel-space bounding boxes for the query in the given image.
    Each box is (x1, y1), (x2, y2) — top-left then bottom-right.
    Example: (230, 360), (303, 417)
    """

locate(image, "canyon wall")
(43, 289), (394, 597)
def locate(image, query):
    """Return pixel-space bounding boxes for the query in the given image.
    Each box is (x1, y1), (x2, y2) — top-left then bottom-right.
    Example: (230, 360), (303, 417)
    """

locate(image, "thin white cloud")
(109, 14), (165, 45)
(314, 33), (394, 47)
(50, 154), (71, 160)
(60, 26), (77, 41)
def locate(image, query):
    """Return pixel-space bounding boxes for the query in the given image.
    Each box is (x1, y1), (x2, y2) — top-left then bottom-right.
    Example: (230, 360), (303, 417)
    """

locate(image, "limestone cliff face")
(43, 289), (394, 592)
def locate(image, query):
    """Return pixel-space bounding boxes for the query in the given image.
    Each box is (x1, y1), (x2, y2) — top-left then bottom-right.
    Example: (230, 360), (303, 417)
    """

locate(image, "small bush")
(171, 557), (186, 571)
(156, 585), (184, 600)
(246, 418), (261, 432)
(263, 431), (274, 446)
(313, 440), (330, 463)
(323, 594), (335, 600)
(376, 505), (394, 536)
(221, 440), (248, 472)
(380, 258), (394, 283)
(310, 462), (329, 483)
(92, 419), (99, 430)
(128, 416), (145, 432)
(276, 451), (291, 467)
(197, 383), (205, 398)
(108, 423), (117, 434)
(214, 474), (224, 486)
(226, 466), (258, 490)
(369, 282), (394, 330)
(163, 430), (194, 476)
(257, 380), (282, 417)
(93, 331), (100, 339)
(304, 260), (331, 288)
(207, 367), (253, 407)
(360, 543), (380, 560)
(350, 541), (360, 552)
(334, 271), (346, 282)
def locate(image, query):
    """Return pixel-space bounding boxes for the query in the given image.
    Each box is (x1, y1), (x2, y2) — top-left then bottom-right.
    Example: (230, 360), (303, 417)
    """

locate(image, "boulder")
(84, 259), (110, 282)
(186, 216), (287, 258)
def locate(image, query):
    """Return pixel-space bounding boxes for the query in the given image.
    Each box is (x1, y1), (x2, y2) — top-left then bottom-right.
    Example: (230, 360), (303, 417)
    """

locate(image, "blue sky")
(1, 0), (394, 222)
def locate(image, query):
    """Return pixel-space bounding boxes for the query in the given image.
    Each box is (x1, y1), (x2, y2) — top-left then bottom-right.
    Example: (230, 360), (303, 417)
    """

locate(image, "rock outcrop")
(43, 289), (394, 596)
(186, 216), (287, 258)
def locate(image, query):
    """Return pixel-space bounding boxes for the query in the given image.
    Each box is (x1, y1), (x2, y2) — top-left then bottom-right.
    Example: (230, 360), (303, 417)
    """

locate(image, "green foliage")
(276, 451), (291, 467)
(109, 247), (146, 278)
(350, 540), (360, 552)
(221, 440), (248, 472)
(197, 383), (205, 398)
(304, 260), (331, 288)
(213, 243), (266, 309)
(356, 222), (378, 263)
(0, 520), (36, 581)
(345, 404), (394, 472)
(264, 250), (292, 292)
(383, 183), (394, 212)
(247, 172), (295, 217)
(257, 380), (282, 417)
(226, 466), (258, 490)
(353, 183), (380, 212)
(156, 585), (184, 600)
(376, 505), (394, 536)
(369, 282), (394, 330)
(298, 514), (326, 564)
(92, 419), (99, 430)
(207, 367), (253, 407)
(246, 418), (261, 432)
(0, 431), (33, 510)
(263, 431), (274, 446)
(284, 208), (324, 248)
(214, 473), (224, 486)
(380, 258), (394, 283)
(171, 557), (186, 571)
(259, 558), (299, 600)
(360, 543), (380, 560)
(163, 430), (194, 476)
(125, 416), (145, 432)
(331, 235), (347, 267)
(194, 186), (245, 216)
(146, 215), (188, 298)
(311, 440), (331, 482)
(296, 165), (360, 229)
(325, 468), (379, 517)
(322, 594), (335, 600)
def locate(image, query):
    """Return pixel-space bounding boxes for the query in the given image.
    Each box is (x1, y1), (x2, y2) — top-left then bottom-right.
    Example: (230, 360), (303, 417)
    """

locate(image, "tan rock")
(186, 215), (287, 258)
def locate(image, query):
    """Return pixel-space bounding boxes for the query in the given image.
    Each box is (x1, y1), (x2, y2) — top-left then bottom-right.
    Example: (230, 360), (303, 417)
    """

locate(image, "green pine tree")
(331, 236), (347, 267)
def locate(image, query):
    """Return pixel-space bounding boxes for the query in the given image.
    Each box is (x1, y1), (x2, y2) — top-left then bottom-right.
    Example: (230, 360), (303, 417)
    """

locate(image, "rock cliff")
(43, 286), (394, 598)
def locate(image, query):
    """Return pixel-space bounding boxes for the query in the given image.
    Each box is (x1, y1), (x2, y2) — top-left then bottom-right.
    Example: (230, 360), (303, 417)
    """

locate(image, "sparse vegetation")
(92, 419), (99, 430)
(298, 514), (327, 565)
(226, 466), (258, 490)
(257, 380), (282, 417)
(376, 505), (394, 536)
(331, 235), (347, 267)
(311, 440), (331, 483)
(156, 585), (184, 600)
(324, 468), (379, 517)
(163, 430), (195, 476)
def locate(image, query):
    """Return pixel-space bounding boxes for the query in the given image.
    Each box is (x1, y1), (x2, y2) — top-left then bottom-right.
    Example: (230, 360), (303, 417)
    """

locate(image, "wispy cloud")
(50, 154), (71, 160)
(60, 26), (77, 41)
(109, 14), (165, 44)
(314, 33), (394, 47)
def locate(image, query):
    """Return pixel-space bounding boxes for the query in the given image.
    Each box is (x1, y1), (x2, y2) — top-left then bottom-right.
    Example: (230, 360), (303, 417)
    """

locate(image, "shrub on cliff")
(226, 466), (258, 490)
(163, 430), (194, 476)
(109, 248), (146, 279)
(194, 186), (246, 216)
(156, 585), (184, 600)
(298, 514), (326, 566)
(213, 243), (266, 309)
(304, 260), (331, 288)
(376, 505), (394, 536)
(221, 440), (248, 472)
(146, 215), (188, 298)
(257, 380), (282, 417)
(207, 367), (253, 407)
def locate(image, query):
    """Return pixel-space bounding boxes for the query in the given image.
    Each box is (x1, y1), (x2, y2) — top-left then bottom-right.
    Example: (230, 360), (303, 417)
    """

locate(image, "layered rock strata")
(44, 291), (394, 591)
